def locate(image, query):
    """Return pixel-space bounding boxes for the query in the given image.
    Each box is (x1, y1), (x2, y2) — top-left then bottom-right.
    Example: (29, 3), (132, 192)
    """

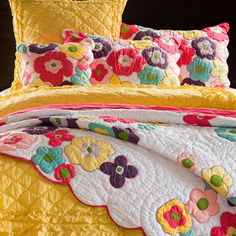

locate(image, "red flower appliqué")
(183, 113), (216, 126)
(120, 23), (139, 40)
(34, 51), (73, 86)
(54, 164), (76, 184)
(107, 48), (146, 76)
(63, 29), (88, 43)
(211, 212), (236, 236)
(163, 205), (187, 228)
(177, 40), (196, 67)
(45, 129), (75, 147)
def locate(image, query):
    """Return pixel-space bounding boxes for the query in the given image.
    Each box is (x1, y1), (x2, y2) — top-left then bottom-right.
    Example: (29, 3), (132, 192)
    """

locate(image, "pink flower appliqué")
(183, 113), (216, 126)
(186, 189), (220, 223)
(107, 48), (146, 76)
(177, 152), (199, 173)
(0, 132), (37, 152)
(203, 23), (229, 42)
(155, 37), (181, 54)
(100, 116), (135, 124)
(45, 129), (75, 147)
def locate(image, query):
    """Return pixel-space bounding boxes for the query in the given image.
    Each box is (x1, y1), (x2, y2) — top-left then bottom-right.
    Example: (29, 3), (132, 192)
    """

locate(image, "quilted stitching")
(9, 0), (127, 91)
(0, 155), (142, 235)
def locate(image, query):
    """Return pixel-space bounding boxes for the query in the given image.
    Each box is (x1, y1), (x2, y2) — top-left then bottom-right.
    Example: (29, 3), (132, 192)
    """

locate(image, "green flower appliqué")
(31, 146), (64, 173)
(187, 57), (213, 82)
(138, 65), (164, 85)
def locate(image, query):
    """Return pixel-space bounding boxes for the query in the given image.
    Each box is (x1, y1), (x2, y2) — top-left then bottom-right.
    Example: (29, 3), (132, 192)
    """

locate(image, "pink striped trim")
(3, 103), (236, 119)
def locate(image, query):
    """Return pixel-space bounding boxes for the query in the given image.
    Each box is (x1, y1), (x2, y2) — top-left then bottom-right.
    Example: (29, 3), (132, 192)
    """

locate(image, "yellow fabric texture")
(0, 155), (142, 235)
(8, 0), (127, 91)
(0, 85), (235, 235)
(0, 85), (236, 118)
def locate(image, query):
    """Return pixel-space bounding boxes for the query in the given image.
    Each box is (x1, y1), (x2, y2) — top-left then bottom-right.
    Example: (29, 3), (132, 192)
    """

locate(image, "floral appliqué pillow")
(63, 29), (181, 86)
(120, 23), (230, 88)
(17, 41), (94, 88)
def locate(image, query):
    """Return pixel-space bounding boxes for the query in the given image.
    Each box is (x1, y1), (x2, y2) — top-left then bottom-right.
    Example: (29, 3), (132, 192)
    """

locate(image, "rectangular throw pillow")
(63, 29), (181, 86)
(120, 23), (230, 88)
(17, 41), (94, 88)
(9, 0), (127, 90)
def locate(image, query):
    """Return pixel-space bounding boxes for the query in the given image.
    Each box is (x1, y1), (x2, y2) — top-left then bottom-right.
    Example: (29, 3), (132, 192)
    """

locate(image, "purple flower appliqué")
(100, 155), (138, 188)
(29, 44), (58, 54)
(191, 37), (216, 60)
(142, 47), (168, 69)
(134, 30), (160, 41)
(67, 118), (80, 128)
(181, 78), (206, 87)
(113, 127), (139, 144)
(93, 37), (112, 59)
(23, 126), (57, 135)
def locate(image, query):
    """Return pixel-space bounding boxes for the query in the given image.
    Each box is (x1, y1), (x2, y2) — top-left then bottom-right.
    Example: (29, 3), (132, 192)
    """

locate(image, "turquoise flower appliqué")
(71, 68), (90, 85)
(137, 123), (156, 131)
(31, 146), (64, 173)
(215, 127), (236, 142)
(187, 57), (213, 82)
(138, 65), (164, 85)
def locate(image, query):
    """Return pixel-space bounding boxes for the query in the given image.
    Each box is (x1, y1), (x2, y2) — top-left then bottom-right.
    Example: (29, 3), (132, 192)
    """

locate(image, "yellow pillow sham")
(9, 0), (127, 91)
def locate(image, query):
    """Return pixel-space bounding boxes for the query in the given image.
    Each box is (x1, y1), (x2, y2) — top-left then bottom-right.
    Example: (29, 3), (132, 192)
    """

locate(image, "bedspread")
(0, 85), (236, 236)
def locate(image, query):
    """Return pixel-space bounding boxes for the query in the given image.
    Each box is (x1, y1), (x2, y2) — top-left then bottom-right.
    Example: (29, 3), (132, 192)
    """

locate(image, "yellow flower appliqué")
(60, 43), (87, 60)
(29, 78), (52, 88)
(65, 136), (114, 172)
(211, 59), (228, 83)
(201, 165), (233, 197)
(163, 69), (179, 85)
(109, 76), (132, 85)
(157, 199), (192, 235)
(179, 30), (202, 40)
(128, 40), (153, 50)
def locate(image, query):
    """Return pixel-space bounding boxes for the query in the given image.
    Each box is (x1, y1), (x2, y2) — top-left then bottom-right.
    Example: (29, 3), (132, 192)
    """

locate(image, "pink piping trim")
(3, 103), (236, 118)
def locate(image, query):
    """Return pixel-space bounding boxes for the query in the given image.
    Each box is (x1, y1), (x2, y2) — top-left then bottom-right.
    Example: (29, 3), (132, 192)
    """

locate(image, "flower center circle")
(118, 55), (134, 67)
(210, 175), (223, 187)
(119, 131), (129, 140)
(71, 34), (79, 40)
(170, 213), (180, 221)
(38, 44), (47, 48)
(197, 198), (209, 211)
(229, 129), (236, 134)
(68, 45), (78, 53)
(87, 146), (93, 153)
(198, 115), (204, 120)
(59, 168), (71, 179)
(147, 72), (155, 81)
(96, 69), (103, 76)
(51, 63), (57, 68)
(116, 166), (124, 175)
(181, 158), (194, 169)
(121, 26), (130, 33)
(196, 66), (204, 73)
(44, 153), (55, 163)
(55, 135), (62, 139)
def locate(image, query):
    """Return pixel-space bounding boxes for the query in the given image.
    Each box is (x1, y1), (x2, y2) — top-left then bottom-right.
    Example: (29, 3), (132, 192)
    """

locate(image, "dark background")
(0, 0), (235, 91)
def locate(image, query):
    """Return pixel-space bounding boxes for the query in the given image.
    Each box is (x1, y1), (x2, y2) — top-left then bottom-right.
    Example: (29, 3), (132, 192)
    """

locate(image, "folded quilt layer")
(0, 85), (236, 236)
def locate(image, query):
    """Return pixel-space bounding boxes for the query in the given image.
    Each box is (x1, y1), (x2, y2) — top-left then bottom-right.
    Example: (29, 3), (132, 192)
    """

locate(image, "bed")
(0, 1), (236, 236)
